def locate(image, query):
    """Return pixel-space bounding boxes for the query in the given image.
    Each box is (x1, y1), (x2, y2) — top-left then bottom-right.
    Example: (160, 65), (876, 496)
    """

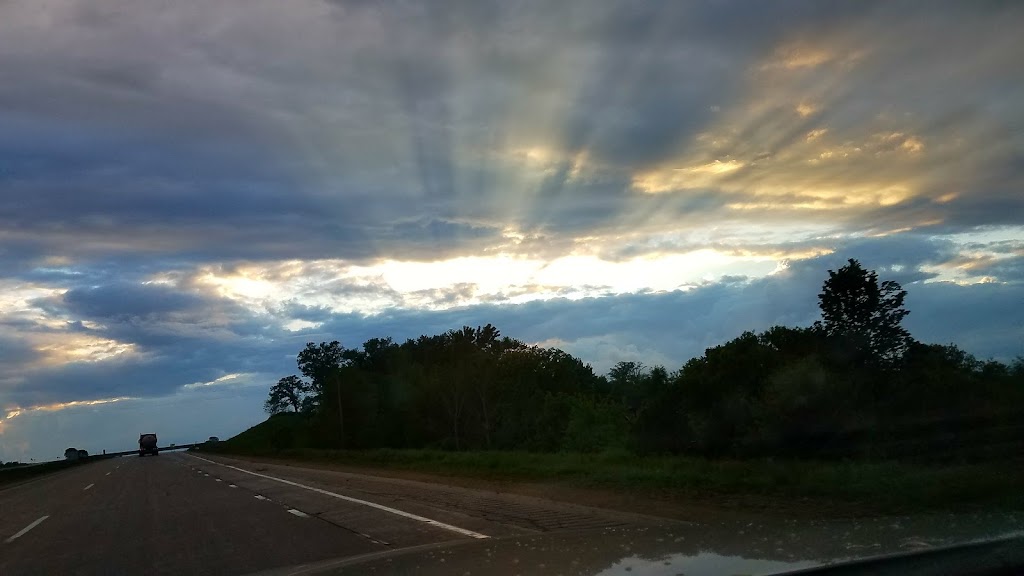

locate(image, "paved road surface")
(0, 452), (665, 575)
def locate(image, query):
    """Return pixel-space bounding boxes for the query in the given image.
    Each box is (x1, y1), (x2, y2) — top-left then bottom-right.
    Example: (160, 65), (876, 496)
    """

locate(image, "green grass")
(1, 454), (119, 488)
(203, 413), (1024, 513)
(0, 459), (79, 486)
(202, 440), (1024, 513)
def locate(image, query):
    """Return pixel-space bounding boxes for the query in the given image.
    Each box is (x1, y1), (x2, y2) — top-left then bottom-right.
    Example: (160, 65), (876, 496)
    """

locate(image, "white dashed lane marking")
(4, 516), (49, 544)
(287, 509), (310, 518)
(83, 483), (94, 491)
(358, 532), (387, 545)
(190, 454), (489, 539)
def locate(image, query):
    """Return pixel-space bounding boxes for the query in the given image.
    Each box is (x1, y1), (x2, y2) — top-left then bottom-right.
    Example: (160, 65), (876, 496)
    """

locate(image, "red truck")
(138, 433), (159, 457)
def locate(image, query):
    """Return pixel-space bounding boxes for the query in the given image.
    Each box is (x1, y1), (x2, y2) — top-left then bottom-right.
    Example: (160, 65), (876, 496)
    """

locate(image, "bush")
(748, 356), (854, 456)
(562, 396), (629, 453)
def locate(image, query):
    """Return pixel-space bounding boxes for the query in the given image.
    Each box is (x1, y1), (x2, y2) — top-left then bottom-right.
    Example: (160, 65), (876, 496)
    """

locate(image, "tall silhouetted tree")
(264, 375), (308, 413)
(815, 259), (911, 365)
(297, 341), (348, 442)
(297, 341), (347, 397)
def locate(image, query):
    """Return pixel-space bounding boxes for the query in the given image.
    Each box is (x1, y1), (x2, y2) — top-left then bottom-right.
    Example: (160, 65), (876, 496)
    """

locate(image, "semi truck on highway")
(139, 433), (159, 457)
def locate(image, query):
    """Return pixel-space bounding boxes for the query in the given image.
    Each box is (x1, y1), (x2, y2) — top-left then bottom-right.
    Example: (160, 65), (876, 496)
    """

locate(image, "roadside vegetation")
(205, 259), (1024, 511)
(203, 435), (1024, 513)
(0, 459), (84, 487)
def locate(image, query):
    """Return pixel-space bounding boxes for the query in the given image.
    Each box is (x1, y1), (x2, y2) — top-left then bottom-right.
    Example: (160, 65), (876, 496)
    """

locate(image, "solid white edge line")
(287, 509), (310, 518)
(5, 515), (49, 543)
(190, 455), (489, 539)
(83, 483), (94, 491)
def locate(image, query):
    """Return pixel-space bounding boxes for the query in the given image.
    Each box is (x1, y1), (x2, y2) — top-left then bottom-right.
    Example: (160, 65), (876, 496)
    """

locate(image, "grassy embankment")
(199, 413), (1024, 514)
(0, 459), (79, 487)
(1, 454), (118, 488)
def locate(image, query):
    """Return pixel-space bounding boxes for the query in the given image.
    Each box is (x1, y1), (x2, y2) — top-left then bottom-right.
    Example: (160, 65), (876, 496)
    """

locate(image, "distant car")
(207, 436), (219, 443)
(139, 433), (159, 456)
(169, 443), (176, 448)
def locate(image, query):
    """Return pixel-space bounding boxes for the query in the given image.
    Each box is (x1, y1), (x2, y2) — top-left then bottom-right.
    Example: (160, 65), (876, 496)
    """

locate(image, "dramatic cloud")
(0, 0), (1021, 460)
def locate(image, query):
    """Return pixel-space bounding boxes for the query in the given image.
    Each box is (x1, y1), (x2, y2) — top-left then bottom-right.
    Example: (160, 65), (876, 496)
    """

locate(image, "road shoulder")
(191, 452), (685, 534)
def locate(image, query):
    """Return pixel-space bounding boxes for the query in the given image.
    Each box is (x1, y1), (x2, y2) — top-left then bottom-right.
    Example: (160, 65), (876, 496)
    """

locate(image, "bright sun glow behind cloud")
(0, 396), (135, 431)
(35, 335), (136, 365)
(179, 248), (814, 320)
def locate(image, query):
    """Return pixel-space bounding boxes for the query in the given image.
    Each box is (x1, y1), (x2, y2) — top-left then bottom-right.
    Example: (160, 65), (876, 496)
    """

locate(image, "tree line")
(264, 259), (1024, 460)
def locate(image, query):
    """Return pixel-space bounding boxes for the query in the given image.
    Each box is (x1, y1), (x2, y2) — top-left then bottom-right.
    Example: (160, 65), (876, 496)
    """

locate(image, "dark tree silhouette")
(264, 375), (308, 413)
(296, 341), (349, 442)
(250, 262), (1024, 461)
(815, 259), (911, 364)
(297, 341), (346, 395)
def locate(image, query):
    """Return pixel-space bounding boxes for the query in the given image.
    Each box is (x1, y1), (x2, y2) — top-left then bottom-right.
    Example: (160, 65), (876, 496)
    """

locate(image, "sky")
(1, 0), (1022, 462)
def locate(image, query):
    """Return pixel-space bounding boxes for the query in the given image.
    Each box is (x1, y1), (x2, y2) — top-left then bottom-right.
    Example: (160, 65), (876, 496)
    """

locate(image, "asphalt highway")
(0, 452), (660, 575)
(0, 453), (392, 575)
(4, 452), (1022, 576)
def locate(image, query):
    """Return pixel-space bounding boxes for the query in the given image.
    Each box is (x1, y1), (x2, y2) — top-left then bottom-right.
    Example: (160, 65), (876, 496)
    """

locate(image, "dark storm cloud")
(382, 218), (501, 252)
(903, 281), (1024, 361)
(553, 0), (887, 167)
(972, 255), (1024, 284)
(808, 235), (951, 285)
(14, 256), (179, 287)
(0, 0), (1018, 270)
(0, 280), (295, 409)
(5, 335), (293, 409)
(277, 302), (337, 323)
(528, 165), (635, 233)
(0, 334), (39, 366)
(59, 283), (203, 319)
(2, 288), (300, 409)
(38, 281), (261, 327)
